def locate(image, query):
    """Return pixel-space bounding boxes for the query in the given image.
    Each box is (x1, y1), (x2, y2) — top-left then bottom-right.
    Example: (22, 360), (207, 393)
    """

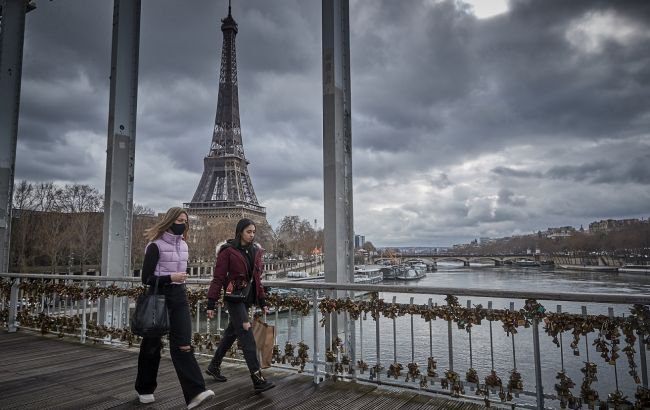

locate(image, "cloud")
(13, 0), (650, 247)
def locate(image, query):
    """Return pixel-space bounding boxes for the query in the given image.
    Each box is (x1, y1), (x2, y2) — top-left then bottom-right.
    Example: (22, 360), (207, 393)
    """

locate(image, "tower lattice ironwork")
(185, 4), (266, 222)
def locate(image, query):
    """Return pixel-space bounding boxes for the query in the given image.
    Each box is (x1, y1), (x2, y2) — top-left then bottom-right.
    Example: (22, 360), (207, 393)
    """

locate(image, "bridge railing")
(1, 272), (650, 409)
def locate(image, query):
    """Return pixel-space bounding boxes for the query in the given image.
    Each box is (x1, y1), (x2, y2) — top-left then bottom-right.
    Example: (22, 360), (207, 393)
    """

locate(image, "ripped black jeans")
(135, 284), (206, 404)
(211, 301), (260, 372)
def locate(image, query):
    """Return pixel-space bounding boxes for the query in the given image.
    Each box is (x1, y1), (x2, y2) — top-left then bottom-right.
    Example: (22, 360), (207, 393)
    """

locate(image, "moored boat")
(558, 264), (618, 273)
(395, 264), (426, 280)
(619, 265), (650, 274)
(513, 259), (540, 267)
(354, 266), (383, 284)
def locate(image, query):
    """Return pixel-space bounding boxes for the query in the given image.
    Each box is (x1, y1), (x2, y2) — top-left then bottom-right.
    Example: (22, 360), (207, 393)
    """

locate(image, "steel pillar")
(99, 0), (140, 329)
(0, 0), (28, 274)
(322, 0), (354, 369)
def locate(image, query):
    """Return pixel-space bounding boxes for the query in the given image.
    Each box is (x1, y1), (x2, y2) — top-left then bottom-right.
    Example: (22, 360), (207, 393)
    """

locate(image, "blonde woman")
(135, 207), (214, 409)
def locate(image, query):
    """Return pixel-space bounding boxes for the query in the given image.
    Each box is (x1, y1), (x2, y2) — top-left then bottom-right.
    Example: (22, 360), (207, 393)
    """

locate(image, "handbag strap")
(150, 274), (161, 295)
(227, 268), (254, 288)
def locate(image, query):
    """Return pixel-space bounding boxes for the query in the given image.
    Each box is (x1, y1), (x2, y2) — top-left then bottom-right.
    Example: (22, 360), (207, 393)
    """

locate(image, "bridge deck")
(0, 331), (487, 410)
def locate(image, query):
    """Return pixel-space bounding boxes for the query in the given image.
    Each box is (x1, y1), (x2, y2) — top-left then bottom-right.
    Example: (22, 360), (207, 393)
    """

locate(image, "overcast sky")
(15, 0), (650, 247)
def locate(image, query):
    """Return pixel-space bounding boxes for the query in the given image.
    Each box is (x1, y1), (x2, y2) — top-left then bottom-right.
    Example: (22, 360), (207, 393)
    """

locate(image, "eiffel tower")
(185, 3), (270, 236)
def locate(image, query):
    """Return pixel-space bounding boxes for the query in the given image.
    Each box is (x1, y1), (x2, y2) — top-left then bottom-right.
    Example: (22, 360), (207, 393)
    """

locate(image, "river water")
(202, 264), (650, 408)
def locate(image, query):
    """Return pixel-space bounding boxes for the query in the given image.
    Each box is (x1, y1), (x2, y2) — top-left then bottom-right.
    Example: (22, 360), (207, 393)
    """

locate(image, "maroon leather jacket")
(206, 242), (266, 309)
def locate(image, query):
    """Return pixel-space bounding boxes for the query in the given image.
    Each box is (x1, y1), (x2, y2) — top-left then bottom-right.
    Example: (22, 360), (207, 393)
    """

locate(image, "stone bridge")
(373, 254), (542, 267)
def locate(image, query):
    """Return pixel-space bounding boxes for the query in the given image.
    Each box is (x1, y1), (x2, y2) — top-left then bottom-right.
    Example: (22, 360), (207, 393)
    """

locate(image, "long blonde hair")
(144, 207), (190, 241)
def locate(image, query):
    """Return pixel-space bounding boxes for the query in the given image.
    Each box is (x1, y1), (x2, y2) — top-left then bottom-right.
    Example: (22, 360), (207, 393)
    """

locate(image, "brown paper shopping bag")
(252, 318), (275, 369)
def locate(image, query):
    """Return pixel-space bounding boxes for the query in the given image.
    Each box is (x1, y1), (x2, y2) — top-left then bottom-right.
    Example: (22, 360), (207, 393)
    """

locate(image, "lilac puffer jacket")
(148, 231), (188, 284)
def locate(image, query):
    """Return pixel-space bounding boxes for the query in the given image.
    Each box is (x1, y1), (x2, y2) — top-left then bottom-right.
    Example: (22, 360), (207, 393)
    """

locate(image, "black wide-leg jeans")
(211, 301), (260, 372)
(135, 284), (206, 404)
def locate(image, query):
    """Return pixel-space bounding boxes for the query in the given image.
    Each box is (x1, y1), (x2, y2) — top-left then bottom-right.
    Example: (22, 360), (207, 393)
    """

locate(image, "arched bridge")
(373, 254), (543, 267)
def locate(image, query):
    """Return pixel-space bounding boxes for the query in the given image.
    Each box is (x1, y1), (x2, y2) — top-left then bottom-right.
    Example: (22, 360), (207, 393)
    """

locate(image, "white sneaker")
(187, 390), (215, 409)
(138, 393), (155, 404)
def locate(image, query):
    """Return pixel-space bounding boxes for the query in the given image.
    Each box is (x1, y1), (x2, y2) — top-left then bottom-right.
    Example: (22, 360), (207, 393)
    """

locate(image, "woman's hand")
(171, 272), (188, 283)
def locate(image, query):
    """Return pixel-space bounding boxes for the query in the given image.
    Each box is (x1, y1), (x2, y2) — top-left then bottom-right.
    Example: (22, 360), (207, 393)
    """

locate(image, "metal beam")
(322, 0), (354, 372)
(100, 0), (141, 329)
(0, 0), (28, 274)
(322, 0), (354, 288)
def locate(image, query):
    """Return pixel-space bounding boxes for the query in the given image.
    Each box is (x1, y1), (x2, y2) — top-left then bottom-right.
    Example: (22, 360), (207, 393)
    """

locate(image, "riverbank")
(557, 264), (619, 272)
(619, 266), (650, 274)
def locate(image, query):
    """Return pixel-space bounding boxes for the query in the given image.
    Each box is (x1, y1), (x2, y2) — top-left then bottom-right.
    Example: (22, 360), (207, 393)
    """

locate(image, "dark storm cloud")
(498, 189), (526, 207)
(492, 167), (542, 179)
(349, 0), (650, 180)
(22, 1), (113, 83)
(547, 159), (650, 185)
(18, 0), (112, 148)
(476, 0), (650, 141)
(14, 0), (650, 246)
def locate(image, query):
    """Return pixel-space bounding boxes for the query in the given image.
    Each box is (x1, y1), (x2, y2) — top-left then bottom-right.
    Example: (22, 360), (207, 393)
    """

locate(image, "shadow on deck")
(0, 331), (487, 410)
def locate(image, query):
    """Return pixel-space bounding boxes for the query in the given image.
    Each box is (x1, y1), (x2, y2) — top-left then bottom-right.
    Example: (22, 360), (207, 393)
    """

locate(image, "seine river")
(205, 265), (650, 408)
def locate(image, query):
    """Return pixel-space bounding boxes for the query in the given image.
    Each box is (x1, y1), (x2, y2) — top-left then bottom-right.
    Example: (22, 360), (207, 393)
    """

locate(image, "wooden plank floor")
(0, 331), (488, 410)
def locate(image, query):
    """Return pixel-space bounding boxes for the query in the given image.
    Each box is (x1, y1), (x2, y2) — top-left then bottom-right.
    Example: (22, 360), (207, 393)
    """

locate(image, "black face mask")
(170, 223), (186, 235)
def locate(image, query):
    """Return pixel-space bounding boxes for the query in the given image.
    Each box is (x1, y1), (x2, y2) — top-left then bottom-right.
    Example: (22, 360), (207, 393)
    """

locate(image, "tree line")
(455, 224), (650, 261)
(9, 181), (156, 274)
(9, 181), (326, 273)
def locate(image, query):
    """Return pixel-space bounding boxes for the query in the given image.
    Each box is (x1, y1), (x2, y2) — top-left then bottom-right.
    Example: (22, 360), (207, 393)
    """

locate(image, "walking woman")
(205, 218), (275, 392)
(135, 207), (214, 409)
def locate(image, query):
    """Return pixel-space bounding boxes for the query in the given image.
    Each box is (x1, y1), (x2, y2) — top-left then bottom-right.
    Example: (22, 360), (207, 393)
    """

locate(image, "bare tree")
(11, 181), (65, 272)
(131, 205), (156, 271)
(35, 210), (70, 273)
(275, 216), (321, 257)
(33, 182), (63, 212)
(59, 184), (104, 273)
(11, 181), (37, 271)
(189, 218), (232, 265)
(60, 184), (103, 213)
(362, 241), (376, 254)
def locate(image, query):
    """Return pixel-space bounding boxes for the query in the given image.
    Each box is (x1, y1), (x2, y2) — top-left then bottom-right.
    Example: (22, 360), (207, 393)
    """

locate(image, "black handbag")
(224, 274), (253, 303)
(131, 276), (169, 337)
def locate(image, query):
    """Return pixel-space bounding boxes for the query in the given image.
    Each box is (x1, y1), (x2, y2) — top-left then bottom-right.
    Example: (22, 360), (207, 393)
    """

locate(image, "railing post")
(532, 317), (544, 408)
(392, 295), (397, 364)
(8, 278), (20, 332)
(348, 290), (356, 382)
(581, 306), (590, 363)
(510, 301), (517, 370)
(639, 331), (648, 388)
(557, 305), (563, 372)
(608, 307), (620, 392)
(81, 281), (88, 343)
(324, 290), (331, 358)
(312, 289), (320, 384)
(376, 303), (381, 383)
(467, 300), (473, 370)
(447, 312), (453, 371)
(288, 307), (293, 342)
(410, 296), (414, 364)
(359, 310), (364, 366)
(488, 300), (494, 371)
(429, 299), (434, 359)
(196, 300), (201, 334)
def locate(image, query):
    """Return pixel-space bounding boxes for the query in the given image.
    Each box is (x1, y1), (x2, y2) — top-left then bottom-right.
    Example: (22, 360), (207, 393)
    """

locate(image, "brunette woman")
(205, 218), (275, 392)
